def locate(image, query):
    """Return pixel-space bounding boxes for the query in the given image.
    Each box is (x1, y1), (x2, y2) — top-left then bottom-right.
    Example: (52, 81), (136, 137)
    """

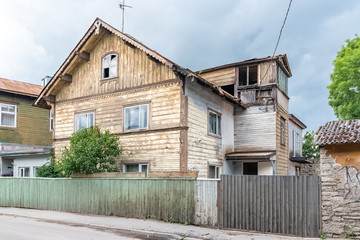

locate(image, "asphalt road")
(0, 215), (140, 240)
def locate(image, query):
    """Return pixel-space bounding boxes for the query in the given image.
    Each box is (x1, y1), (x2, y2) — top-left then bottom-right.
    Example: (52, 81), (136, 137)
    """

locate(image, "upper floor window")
(124, 104), (149, 131)
(239, 65), (258, 86)
(102, 53), (118, 79)
(209, 165), (221, 179)
(280, 118), (285, 145)
(0, 103), (17, 128)
(75, 112), (94, 131)
(208, 110), (221, 136)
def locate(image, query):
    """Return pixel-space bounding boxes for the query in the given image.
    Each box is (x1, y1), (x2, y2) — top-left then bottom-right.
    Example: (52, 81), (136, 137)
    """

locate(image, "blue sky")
(1, 0), (359, 131)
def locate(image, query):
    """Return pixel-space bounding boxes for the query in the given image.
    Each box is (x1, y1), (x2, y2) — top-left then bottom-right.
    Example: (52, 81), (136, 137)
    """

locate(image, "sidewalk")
(0, 207), (319, 240)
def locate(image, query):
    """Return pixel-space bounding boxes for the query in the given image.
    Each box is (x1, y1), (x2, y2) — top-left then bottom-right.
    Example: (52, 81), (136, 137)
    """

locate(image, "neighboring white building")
(288, 114), (310, 175)
(0, 143), (52, 177)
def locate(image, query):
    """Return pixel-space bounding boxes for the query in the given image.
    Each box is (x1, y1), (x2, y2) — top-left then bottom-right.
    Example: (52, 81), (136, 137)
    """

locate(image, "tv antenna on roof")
(119, 0), (132, 33)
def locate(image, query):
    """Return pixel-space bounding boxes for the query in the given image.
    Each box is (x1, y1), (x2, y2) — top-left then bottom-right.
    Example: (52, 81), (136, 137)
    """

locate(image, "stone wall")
(301, 158), (320, 176)
(320, 147), (360, 239)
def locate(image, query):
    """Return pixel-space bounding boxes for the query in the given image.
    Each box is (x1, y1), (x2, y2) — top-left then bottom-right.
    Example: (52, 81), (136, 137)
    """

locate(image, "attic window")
(102, 53), (118, 79)
(239, 65), (258, 86)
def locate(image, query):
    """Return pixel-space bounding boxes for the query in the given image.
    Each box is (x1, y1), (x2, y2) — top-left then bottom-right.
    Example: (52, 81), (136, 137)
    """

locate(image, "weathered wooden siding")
(277, 89), (289, 112)
(219, 175), (321, 237)
(195, 179), (218, 226)
(55, 33), (176, 101)
(0, 178), (195, 223)
(234, 106), (276, 151)
(259, 62), (277, 84)
(54, 82), (182, 171)
(0, 93), (52, 146)
(276, 105), (289, 175)
(200, 67), (236, 87)
(185, 79), (234, 178)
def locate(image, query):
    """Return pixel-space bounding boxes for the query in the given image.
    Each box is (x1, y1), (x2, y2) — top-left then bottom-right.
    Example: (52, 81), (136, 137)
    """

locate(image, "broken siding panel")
(55, 33), (176, 101)
(186, 78), (234, 178)
(200, 67), (236, 86)
(234, 107), (276, 151)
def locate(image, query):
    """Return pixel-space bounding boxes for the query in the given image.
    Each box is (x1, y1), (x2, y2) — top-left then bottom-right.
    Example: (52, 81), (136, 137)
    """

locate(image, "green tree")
(60, 126), (121, 177)
(302, 130), (320, 159)
(328, 34), (360, 120)
(36, 150), (64, 178)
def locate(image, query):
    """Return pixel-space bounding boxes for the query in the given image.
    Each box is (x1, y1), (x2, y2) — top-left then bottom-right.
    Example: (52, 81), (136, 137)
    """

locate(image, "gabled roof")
(314, 119), (360, 146)
(197, 54), (292, 77)
(34, 18), (244, 108)
(0, 77), (42, 98)
(289, 114), (307, 129)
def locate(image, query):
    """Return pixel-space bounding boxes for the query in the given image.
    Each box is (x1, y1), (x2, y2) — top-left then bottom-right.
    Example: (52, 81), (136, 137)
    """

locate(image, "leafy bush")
(302, 130), (320, 159)
(60, 126), (121, 176)
(37, 151), (64, 178)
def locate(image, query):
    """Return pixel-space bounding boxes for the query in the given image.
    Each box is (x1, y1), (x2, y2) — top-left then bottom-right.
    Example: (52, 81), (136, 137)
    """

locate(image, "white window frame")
(208, 110), (221, 137)
(124, 104), (149, 131)
(209, 165), (221, 179)
(123, 163), (148, 177)
(102, 53), (118, 79)
(33, 166), (40, 177)
(18, 167), (30, 177)
(0, 103), (17, 128)
(49, 111), (54, 132)
(296, 132), (301, 155)
(75, 112), (95, 131)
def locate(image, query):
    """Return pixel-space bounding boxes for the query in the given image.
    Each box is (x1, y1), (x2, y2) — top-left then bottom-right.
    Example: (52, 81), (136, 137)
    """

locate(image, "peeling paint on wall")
(324, 143), (360, 169)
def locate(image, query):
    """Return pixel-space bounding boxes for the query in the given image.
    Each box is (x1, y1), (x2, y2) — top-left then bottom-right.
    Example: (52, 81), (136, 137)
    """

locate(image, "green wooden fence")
(0, 178), (195, 223)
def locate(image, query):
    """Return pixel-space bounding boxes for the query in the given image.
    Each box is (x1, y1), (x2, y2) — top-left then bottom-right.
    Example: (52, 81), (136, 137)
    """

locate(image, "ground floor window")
(243, 162), (258, 175)
(123, 163), (148, 177)
(209, 165), (221, 179)
(295, 166), (301, 176)
(18, 167), (30, 177)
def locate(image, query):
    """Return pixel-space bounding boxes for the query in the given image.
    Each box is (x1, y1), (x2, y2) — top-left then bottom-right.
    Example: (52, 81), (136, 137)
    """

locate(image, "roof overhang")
(289, 114), (307, 129)
(289, 157), (312, 164)
(197, 54), (292, 78)
(226, 150), (276, 161)
(0, 149), (52, 157)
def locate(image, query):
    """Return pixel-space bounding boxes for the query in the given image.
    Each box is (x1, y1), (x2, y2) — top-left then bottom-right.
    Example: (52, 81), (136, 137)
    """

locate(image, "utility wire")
(260, 0), (293, 83)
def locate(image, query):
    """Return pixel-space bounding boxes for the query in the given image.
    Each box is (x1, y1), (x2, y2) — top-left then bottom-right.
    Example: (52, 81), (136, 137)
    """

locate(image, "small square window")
(123, 163), (148, 177)
(19, 167), (30, 177)
(209, 166), (221, 179)
(124, 104), (149, 131)
(75, 112), (94, 131)
(208, 110), (221, 136)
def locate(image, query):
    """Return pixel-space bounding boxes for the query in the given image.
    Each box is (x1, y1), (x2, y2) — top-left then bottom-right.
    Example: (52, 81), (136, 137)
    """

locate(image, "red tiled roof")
(314, 120), (360, 146)
(0, 77), (42, 97)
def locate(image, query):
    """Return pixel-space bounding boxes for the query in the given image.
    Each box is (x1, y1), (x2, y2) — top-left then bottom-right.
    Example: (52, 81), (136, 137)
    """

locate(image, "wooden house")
(34, 18), (295, 177)
(0, 77), (52, 177)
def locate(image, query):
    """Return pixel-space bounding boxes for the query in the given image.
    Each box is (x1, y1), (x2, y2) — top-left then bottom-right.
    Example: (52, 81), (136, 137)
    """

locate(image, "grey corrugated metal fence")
(219, 175), (321, 237)
(0, 178), (195, 224)
(195, 179), (218, 226)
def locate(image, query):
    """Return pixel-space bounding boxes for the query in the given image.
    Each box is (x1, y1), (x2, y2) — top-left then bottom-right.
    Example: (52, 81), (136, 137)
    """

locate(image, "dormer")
(198, 54), (292, 106)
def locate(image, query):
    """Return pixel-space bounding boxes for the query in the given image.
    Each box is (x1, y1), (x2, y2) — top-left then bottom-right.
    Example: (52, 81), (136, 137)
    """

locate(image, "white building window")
(33, 167), (40, 177)
(19, 167), (30, 177)
(208, 110), (221, 136)
(123, 163), (148, 177)
(102, 53), (118, 79)
(209, 165), (221, 179)
(124, 104), (149, 131)
(49, 111), (54, 132)
(296, 132), (301, 154)
(0, 103), (17, 128)
(75, 112), (94, 131)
